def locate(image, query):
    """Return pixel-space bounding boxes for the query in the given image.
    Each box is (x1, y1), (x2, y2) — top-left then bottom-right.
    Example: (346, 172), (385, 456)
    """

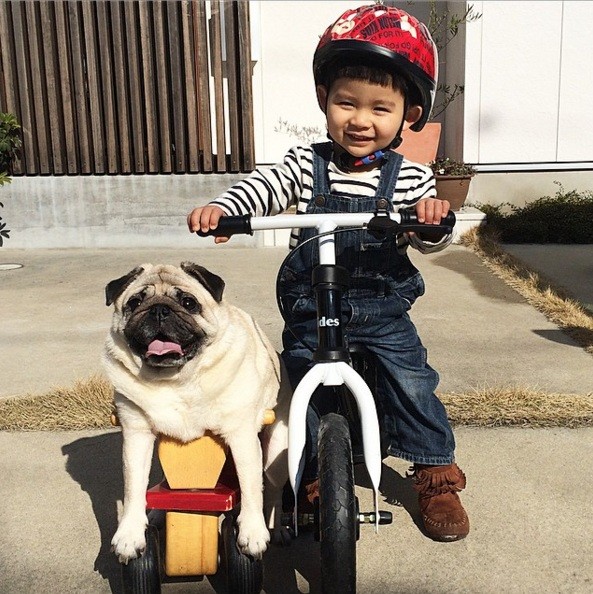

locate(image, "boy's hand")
(415, 197), (450, 224)
(410, 198), (451, 242)
(187, 205), (230, 244)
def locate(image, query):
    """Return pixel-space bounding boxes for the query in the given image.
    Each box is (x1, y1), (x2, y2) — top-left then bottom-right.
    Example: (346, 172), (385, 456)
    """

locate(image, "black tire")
(221, 513), (264, 594)
(318, 413), (357, 594)
(121, 524), (162, 594)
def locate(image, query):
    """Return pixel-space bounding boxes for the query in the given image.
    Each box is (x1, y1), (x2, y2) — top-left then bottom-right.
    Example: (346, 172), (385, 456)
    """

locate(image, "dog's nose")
(151, 304), (171, 320)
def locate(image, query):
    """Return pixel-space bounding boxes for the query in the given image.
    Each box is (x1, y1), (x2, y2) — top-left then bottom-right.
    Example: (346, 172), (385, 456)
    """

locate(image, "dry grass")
(441, 386), (593, 428)
(0, 375), (114, 431)
(461, 227), (593, 356)
(0, 375), (592, 431)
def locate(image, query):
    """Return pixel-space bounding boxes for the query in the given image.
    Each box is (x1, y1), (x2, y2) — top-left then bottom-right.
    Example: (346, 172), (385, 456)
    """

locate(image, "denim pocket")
(389, 272), (425, 307)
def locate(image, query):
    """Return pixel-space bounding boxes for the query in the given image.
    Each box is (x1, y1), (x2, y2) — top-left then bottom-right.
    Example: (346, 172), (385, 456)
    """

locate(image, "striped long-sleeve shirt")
(210, 145), (451, 253)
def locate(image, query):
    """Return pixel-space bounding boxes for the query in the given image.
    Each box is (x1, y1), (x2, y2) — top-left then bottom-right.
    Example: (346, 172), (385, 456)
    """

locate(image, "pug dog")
(103, 262), (289, 563)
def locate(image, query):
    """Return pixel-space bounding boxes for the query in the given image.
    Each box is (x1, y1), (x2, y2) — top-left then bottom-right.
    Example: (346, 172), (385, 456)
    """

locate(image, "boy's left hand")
(415, 197), (450, 224)
(409, 198), (451, 242)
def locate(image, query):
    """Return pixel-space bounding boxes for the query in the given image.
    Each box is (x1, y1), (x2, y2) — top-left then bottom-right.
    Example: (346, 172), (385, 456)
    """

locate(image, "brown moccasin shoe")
(413, 463), (469, 542)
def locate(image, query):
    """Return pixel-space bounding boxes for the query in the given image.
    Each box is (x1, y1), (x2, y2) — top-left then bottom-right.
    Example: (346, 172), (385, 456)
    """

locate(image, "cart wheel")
(318, 413), (357, 594)
(221, 513), (264, 594)
(121, 524), (162, 594)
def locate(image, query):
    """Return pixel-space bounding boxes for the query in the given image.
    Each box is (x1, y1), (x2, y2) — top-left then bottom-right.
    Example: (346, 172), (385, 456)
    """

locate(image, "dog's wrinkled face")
(105, 262), (225, 369)
(122, 283), (205, 367)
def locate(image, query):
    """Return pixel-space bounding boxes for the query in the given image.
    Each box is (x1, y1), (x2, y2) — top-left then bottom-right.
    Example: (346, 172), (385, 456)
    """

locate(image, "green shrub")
(0, 112), (21, 246)
(0, 112), (21, 173)
(475, 184), (593, 244)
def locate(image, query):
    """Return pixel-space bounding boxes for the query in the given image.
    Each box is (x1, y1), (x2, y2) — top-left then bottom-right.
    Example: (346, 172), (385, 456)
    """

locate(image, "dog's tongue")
(146, 339), (183, 356)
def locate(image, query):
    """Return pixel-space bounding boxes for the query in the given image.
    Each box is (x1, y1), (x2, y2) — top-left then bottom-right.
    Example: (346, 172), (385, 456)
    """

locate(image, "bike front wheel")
(318, 412), (357, 594)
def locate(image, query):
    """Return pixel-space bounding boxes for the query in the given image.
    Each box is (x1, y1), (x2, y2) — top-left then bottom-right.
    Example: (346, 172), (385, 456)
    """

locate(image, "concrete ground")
(1, 242), (592, 593)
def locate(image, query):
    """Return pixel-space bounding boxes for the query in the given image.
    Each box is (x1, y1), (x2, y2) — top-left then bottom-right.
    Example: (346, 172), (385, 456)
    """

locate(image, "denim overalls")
(279, 143), (455, 470)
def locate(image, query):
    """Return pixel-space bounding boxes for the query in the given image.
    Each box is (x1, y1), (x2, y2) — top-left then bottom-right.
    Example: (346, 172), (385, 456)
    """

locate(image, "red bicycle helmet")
(313, 4), (438, 131)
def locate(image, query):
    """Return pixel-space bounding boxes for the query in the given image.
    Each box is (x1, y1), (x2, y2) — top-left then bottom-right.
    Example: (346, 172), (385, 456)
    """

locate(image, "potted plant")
(0, 112), (22, 246)
(429, 157), (476, 211)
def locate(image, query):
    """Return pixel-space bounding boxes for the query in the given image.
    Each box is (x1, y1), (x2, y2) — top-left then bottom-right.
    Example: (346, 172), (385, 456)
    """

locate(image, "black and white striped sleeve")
(209, 146), (308, 216)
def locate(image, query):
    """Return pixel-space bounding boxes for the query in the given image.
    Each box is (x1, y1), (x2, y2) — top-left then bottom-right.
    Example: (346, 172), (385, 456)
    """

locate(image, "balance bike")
(198, 209), (456, 593)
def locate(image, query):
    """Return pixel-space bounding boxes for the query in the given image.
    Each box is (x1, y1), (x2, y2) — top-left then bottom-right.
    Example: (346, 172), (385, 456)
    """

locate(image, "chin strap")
(338, 147), (389, 171)
(353, 150), (386, 167)
(336, 126), (405, 170)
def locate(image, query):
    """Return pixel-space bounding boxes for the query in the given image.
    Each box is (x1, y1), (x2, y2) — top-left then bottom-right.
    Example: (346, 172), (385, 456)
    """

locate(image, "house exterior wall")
(251, 1), (593, 205)
(463, 0), (593, 166)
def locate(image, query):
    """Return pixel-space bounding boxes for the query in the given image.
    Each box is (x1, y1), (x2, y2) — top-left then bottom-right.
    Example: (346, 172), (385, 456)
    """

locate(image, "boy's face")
(317, 78), (421, 161)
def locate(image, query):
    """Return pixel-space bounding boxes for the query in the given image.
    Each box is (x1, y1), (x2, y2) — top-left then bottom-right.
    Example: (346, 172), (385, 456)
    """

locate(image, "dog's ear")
(105, 267), (144, 306)
(181, 262), (225, 303)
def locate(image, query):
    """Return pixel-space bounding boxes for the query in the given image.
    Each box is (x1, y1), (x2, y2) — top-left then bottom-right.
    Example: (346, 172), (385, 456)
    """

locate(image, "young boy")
(187, 4), (469, 541)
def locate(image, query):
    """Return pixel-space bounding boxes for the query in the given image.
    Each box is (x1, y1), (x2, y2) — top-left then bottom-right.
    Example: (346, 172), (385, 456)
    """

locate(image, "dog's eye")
(181, 295), (199, 312)
(126, 297), (142, 312)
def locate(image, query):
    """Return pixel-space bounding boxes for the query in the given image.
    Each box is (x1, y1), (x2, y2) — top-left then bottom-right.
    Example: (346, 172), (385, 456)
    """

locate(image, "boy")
(188, 4), (469, 541)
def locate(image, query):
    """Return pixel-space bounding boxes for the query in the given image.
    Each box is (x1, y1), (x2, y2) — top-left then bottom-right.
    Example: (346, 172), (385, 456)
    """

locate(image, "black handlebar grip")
(195, 214), (253, 237)
(399, 209), (456, 227)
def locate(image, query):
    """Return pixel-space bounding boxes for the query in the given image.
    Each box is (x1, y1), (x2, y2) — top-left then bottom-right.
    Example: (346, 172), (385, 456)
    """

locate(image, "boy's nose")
(350, 110), (371, 128)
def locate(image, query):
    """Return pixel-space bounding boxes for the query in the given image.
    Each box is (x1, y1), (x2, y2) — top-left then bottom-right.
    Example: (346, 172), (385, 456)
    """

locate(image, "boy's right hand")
(187, 205), (230, 244)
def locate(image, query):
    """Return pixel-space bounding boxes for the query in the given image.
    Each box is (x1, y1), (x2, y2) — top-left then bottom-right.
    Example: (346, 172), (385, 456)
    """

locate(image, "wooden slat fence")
(0, 0), (255, 175)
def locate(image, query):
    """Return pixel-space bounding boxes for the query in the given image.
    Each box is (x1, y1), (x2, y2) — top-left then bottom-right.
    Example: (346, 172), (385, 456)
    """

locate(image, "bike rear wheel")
(220, 512), (264, 594)
(318, 412), (357, 594)
(121, 524), (162, 594)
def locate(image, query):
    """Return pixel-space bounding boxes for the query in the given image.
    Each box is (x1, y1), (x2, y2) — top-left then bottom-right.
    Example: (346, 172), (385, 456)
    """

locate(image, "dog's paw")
(111, 516), (148, 563)
(236, 512), (270, 559)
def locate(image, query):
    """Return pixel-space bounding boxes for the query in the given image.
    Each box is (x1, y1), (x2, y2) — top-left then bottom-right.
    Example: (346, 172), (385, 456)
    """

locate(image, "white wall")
(557, 2), (593, 161)
(463, 0), (593, 167)
(252, 1), (363, 164)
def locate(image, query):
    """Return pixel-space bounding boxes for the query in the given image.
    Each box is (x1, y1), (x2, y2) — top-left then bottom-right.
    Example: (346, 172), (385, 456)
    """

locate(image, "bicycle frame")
(198, 210), (455, 534)
(258, 214), (383, 534)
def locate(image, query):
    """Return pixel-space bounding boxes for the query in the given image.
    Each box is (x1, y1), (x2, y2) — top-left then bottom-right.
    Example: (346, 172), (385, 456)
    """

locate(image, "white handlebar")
(248, 211), (403, 232)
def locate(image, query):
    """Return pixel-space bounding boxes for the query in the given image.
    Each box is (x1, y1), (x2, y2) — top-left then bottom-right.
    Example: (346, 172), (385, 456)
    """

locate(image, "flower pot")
(398, 122), (441, 165)
(435, 175), (473, 211)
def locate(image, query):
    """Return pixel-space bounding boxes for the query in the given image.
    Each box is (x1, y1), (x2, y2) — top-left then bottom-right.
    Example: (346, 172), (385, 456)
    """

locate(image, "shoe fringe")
(412, 463), (467, 496)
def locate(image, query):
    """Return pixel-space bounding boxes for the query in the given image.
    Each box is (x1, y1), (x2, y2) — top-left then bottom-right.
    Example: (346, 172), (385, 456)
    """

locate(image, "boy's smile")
(318, 77), (413, 164)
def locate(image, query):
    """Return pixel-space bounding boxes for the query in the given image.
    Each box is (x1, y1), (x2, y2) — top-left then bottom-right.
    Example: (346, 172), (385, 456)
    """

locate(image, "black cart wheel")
(318, 413), (357, 594)
(221, 513), (264, 594)
(121, 524), (162, 594)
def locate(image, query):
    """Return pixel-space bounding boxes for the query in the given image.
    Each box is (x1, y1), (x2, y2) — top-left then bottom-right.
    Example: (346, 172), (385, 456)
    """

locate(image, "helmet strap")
(389, 94), (410, 151)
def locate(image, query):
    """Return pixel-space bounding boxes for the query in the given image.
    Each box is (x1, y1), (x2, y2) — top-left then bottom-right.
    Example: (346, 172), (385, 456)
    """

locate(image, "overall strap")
(375, 150), (404, 202)
(311, 142), (333, 196)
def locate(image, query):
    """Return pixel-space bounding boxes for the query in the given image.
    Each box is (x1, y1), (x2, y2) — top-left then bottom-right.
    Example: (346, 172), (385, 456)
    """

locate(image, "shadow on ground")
(431, 250), (524, 304)
(62, 432), (163, 593)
